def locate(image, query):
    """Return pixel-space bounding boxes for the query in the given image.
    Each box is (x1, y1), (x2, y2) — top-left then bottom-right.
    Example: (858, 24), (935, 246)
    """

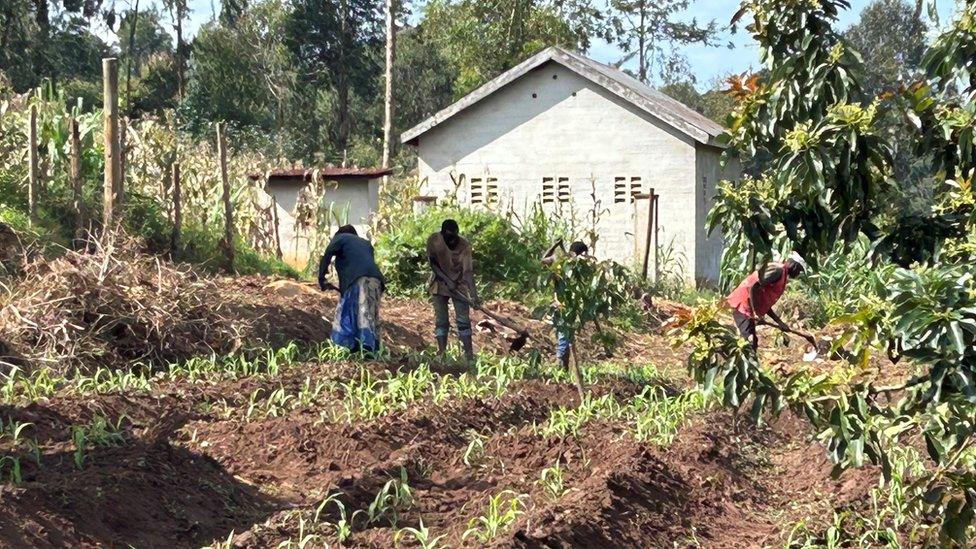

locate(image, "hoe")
(429, 270), (531, 352)
(444, 287), (531, 352)
(322, 278), (531, 352)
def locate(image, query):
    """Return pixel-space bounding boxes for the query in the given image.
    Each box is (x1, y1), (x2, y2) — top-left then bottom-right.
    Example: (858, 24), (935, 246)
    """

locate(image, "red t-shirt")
(727, 264), (789, 317)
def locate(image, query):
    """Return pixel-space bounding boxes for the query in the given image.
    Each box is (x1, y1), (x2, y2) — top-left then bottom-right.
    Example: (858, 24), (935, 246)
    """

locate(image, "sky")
(108, 0), (959, 91)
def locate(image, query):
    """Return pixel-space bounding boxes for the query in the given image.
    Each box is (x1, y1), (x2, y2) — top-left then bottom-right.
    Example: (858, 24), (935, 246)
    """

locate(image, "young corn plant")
(314, 493), (362, 544)
(0, 455), (22, 485)
(395, 520), (445, 549)
(72, 366), (152, 394)
(538, 463), (567, 500)
(0, 420), (33, 485)
(85, 415), (127, 447)
(540, 393), (623, 439)
(462, 430), (490, 469)
(366, 467), (414, 528)
(275, 516), (320, 549)
(630, 387), (709, 446)
(462, 490), (527, 542)
(1, 366), (62, 403)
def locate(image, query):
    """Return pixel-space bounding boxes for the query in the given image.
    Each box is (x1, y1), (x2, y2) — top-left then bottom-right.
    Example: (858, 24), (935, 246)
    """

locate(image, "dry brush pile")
(0, 233), (248, 374)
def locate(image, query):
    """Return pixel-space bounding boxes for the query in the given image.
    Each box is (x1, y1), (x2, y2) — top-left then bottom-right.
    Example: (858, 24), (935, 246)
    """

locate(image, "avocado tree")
(678, 0), (976, 542)
(540, 253), (632, 387)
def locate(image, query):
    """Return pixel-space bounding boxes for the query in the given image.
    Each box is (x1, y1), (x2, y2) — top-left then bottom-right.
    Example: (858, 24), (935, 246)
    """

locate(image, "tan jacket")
(426, 232), (473, 297)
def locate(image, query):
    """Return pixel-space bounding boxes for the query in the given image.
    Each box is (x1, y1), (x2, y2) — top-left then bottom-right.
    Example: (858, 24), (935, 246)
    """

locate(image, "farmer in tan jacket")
(427, 219), (478, 361)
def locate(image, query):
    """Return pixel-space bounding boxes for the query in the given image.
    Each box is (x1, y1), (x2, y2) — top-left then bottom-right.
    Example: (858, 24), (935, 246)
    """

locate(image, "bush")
(375, 206), (561, 300)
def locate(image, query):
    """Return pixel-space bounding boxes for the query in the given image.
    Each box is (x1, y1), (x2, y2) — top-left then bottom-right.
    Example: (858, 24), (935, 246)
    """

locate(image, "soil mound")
(0, 234), (247, 373)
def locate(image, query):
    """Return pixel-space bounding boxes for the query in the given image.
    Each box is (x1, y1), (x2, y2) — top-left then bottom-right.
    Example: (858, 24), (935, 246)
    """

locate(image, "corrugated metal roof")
(248, 167), (394, 181)
(400, 46), (726, 147)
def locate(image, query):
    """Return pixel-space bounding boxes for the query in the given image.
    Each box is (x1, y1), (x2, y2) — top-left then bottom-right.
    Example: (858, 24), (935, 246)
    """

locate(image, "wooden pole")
(28, 104), (39, 225)
(171, 161), (182, 253)
(640, 188), (655, 280)
(69, 116), (85, 246)
(270, 195), (283, 261)
(217, 122), (234, 272)
(381, 0), (396, 170)
(653, 193), (660, 283)
(102, 58), (122, 228)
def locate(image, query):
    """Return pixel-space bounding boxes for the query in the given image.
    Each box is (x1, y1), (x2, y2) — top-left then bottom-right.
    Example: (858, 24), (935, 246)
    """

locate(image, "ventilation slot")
(557, 177), (571, 202)
(470, 177), (484, 205)
(542, 177), (555, 203)
(486, 177), (498, 204)
(614, 177), (628, 203)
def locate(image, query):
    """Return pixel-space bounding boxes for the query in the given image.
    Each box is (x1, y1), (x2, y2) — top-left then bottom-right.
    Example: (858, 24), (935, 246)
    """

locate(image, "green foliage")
(538, 462), (566, 499)
(374, 206), (554, 300)
(420, 0), (594, 98)
(718, 0), (893, 268)
(462, 490), (527, 542)
(609, 0), (716, 84)
(670, 303), (780, 418)
(657, 78), (734, 123)
(843, 0), (927, 98)
(698, 1), (976, 541)
(365, 467), (414, 527)
(540, 252), (636, 354)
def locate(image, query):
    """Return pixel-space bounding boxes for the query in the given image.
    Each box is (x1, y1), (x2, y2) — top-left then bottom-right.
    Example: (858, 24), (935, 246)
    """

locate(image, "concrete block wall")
(265, 176), (380, 270)
(416, 62), (704, 284)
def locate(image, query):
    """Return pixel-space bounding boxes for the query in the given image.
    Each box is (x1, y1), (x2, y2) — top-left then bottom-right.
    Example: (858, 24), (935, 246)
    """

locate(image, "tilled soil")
(0, 348), (878, 548)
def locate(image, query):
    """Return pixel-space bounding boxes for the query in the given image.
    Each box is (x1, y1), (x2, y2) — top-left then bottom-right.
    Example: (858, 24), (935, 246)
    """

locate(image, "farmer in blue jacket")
(318, 225), (385, 353)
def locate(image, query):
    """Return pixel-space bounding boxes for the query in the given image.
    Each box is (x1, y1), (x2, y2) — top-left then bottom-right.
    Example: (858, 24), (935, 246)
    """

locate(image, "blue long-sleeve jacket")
(318, 233), (385, 294)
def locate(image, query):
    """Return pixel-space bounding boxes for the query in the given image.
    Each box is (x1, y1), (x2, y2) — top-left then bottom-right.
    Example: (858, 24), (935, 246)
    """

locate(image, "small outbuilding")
(401, 46), (738, 286)
(251, 167), (392, 269)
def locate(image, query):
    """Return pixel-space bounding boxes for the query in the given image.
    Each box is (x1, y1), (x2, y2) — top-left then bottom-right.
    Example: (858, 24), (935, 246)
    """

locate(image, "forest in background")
(0, 0), (930, 174)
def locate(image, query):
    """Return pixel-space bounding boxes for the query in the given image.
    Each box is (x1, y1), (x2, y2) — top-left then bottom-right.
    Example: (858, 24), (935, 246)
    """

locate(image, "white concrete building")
(401, 47), (737, 286)
(252, 167), (391, 269)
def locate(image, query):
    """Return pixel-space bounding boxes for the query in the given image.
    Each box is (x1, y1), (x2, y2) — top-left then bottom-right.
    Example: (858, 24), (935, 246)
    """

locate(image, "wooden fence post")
(653, 193), (660, 284)
(171, 161), (181, 253)
(102, 58), (122, 228)
(69, 116), (86, 246)
(28, 104), (39, 225)
(217, 122), (234, 271)
(271, 195), (283, 261)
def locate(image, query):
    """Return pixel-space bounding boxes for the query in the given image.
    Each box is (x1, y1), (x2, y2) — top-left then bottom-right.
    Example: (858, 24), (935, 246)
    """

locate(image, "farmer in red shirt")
(727, 253), (809, 350)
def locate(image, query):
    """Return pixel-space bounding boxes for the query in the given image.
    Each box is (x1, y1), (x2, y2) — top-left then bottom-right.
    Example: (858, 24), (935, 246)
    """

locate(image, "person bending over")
(726, 252), (806, 350)
(318, 225), (385, 353)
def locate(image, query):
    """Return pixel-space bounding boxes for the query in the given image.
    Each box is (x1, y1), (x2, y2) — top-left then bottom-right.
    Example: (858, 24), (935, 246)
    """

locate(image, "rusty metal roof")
(248, 167), (393, 181)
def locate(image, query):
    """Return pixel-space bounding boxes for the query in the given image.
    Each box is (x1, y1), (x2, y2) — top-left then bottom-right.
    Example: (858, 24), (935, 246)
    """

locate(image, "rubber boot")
(460, 335), (475, 363)
(436, 335), (448, 356)
(559, 353), (571, 372)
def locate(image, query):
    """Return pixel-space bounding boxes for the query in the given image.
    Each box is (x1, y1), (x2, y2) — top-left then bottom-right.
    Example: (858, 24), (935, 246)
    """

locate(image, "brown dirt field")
(0, 274), (892, 548)
(0, 359), (878, 547)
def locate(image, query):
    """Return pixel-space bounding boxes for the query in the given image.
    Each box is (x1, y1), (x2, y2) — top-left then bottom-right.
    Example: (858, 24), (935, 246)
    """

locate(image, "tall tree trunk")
(638, 1), (647, 83)
(172, 0), (187, 99)
(31, 0), (51, 81)
(382, 0), (397, 169)
(337, 0), (351, 153)
(125, 0), (141, 111)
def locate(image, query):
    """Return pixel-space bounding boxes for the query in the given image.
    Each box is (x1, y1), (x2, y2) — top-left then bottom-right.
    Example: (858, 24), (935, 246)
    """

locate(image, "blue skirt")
(331, 277), (382, 352)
